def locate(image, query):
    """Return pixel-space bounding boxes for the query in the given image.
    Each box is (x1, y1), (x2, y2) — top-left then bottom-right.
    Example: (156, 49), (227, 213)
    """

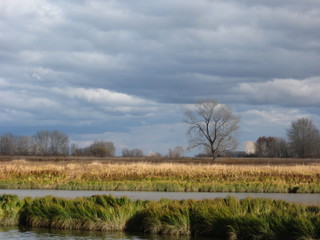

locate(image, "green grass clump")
(19, 195), (143, 231)
(0, 194), (22, 226)
(142, 199), (192, 235)
(0, 194), (320, 239)
(188, 197), (320, 240)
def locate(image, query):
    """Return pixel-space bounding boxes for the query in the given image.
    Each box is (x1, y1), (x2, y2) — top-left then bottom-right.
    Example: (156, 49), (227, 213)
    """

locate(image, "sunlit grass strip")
(1, 194), (320, 239)
(0, 160), (319, 193)
(1, 179), (320, 193)
(20, 195), (143, 231)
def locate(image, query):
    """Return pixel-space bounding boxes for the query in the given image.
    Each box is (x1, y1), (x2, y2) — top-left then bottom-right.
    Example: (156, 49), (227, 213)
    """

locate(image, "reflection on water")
(0, 227), (208, 240)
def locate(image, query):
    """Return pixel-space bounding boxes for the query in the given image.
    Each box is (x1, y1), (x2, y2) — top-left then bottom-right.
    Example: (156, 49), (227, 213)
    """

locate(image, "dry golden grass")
(1, 155), (320, 165)
(1, 159), (319, 181)
(0, 158), (319, 192)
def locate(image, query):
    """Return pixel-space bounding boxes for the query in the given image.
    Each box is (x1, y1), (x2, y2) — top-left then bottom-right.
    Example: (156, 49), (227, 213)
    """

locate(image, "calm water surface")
(0, 227), (208, 240)
(0, 189), (319, 205)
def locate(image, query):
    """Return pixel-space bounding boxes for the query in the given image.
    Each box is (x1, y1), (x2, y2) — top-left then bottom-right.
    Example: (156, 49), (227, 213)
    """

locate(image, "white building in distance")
(244, 141), (256, 155)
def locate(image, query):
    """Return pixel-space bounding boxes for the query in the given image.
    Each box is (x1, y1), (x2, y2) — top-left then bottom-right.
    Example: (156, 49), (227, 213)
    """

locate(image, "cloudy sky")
(1, 0), (320, 155)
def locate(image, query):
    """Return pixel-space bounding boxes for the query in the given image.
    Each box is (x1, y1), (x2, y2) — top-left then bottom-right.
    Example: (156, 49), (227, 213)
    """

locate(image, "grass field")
(1, 194), (320, 239)
(0, 157), (319, 193)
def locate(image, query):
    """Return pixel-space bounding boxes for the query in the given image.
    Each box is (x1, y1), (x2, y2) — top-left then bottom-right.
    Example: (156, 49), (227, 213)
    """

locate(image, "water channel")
(0, 189), (319, 205)
(0, 227), (207, 240)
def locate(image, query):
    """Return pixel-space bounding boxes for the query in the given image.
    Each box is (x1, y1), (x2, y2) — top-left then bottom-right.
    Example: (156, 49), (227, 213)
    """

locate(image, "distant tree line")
(121, 148), (144, 157)
(121, 146), (185, 158)
(0, 130), (116, 157)
(0, 130), (69, 156)
(0, 129), (185, 158)
(254, 118), (320, 158)
(168, 146), (185, 158)
(2, 117), (318, 159)
(71, 141), (115, 157)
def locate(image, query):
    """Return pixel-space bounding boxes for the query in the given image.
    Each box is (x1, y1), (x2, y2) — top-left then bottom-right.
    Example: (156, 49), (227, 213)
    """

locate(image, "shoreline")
(0, 189), (320, 205)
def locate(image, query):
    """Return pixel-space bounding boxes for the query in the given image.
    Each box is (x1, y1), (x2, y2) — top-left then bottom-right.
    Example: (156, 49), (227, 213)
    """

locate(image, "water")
(0, 189), (319, 205)
(0, 227), (205, 240)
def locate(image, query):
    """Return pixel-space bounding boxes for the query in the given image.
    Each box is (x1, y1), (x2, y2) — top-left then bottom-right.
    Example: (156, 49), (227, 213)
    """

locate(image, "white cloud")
(0, 78), (8, 87)
(53, 87), (150, 106)
(0, 90), (59, 110)
(236, 77), (320, 106)
(242, 108), (310, 126)
(0, 108), (34, 123)
(61, 52), (130, 70)
(0, 0), (63, 34)
(237, 107), (313, 144)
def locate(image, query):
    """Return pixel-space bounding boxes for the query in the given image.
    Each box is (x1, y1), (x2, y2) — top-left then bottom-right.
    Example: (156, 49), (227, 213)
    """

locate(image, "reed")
(0, 159), (319, 193)
(0, 194), (22, 226)
(1, 194), (320, 239)
(19, 195), (144, 231)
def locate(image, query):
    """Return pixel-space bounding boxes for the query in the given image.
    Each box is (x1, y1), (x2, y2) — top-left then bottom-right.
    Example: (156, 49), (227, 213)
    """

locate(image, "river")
(0, 189), (319, 205)
(0, 227), (208, 240)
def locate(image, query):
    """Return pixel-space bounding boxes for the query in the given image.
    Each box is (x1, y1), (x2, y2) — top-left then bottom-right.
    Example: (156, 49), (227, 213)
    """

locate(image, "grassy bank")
(0, 159), (319, 193)
(0, 194), (320, 239)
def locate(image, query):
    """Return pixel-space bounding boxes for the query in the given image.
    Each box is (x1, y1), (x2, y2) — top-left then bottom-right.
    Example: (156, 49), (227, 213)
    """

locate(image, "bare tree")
(168, 146), (185, 158)
(0, 133), (16, 155)
(122, 147), (144, 157)
(130, 148), (144, 157)
(255, 136), (289, 158)
(70, 144), (91, 156)
(255, 136), (276, 157)
(16, 136), (35, 155)
(33, 130), (69, 155)
(33, 131), (50, 155)
(272, 138), (290, 158)
(184, 101), (240, 160)
(287, 118), (320, 158)
(90, 141), (115, 157)
(70, 143), (78, 156)
(122, 147), (130, 157)
(49, 130), (69, 155)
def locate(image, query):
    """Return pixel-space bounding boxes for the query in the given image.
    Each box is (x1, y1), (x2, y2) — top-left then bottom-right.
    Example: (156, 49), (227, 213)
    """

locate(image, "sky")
(1, 0), (320, 156)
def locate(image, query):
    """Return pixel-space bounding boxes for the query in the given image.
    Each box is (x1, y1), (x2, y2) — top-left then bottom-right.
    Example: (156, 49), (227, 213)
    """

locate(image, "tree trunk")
(211, 147), (216, 161)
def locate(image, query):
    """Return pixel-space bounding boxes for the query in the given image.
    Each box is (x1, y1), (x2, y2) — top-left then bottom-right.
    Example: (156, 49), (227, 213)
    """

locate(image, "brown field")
(0, 156), (319, 192)
(0, 155), (320, 165)
(1, 158), (320, 179)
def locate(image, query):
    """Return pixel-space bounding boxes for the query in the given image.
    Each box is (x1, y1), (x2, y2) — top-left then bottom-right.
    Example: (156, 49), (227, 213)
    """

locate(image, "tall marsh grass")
(20, 195), (143, 231)
(0, 194), (22, 226)
(0, 194), (320, 239)
(0, 159), (320, 193)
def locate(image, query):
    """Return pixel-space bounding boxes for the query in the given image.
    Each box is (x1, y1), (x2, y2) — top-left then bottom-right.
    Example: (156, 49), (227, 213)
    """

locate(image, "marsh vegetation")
(0, 157), (319, 193)
(0, 194), (320, 239)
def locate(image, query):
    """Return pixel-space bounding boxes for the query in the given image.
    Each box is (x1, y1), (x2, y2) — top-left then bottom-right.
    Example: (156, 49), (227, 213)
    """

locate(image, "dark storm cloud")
(1, 0), (320, 153)
(2, 0), (320, 103)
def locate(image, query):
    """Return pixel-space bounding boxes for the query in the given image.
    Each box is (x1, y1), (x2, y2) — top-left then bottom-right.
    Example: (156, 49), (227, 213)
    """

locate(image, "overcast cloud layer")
(1, 0), (320, 154)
